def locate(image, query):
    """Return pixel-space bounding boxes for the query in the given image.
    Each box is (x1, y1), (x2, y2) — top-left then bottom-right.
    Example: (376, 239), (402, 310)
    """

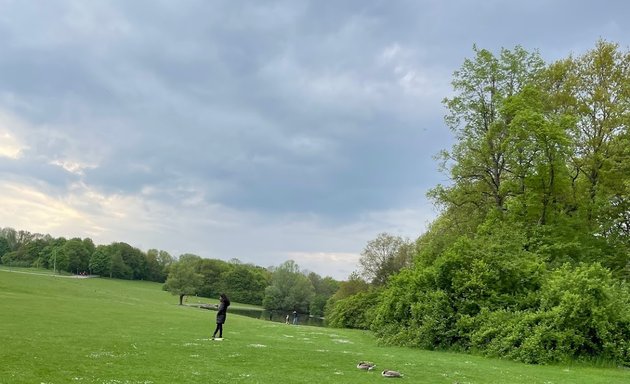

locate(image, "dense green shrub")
(0, 251), (32, 267)
(470, 264), (630, 364)
(373, 229), (545, 349)
(325, 290), (380, 329)
(371, 267), (431, 341)
(374, 223), (630, 365)
(538, 264), (630, 363)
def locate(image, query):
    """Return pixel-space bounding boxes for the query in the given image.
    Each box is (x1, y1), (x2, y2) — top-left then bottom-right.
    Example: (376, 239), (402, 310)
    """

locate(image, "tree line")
(0, 226), (340, 315)
(163, 257), (339, 316)
(0, 227), (174, 281)
(325, 40), (630, 366)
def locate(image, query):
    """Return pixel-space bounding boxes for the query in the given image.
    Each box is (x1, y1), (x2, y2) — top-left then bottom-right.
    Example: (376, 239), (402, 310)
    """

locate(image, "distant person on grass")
(212, 293), (230, 340)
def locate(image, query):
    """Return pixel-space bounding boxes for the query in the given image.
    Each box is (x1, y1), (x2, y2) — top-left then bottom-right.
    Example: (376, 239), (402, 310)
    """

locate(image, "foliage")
(163, 259), (203, 305)
(325, 290), (380, 329)
(367, 41), (630, 366)
(196, 258), (231, 298)
(324, 271), (370, 320)
(111, 242), (147, 280)
(308, 273), (340, 316)
(329, 271), (370, 301)
(358, 232), (414, 286)
(438, 45), (545, 215)
(0, 227), (333, 312)
(89, 245), (111, 276)
(262, 260), (315, 313)
(58, 238), (92, 274)
(470, 264), (630, 365)
(373, 224), (544, 348)
(373, 222), (630, 365)
(144, 248), (171, 282)
(221, 265), (269, 305)
(1, 251), (31, 267)
(0, 236), (10, 259)
(0, 227), (179, 283)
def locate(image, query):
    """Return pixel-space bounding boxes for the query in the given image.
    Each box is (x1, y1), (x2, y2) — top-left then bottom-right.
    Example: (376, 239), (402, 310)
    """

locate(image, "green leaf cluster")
(333, 40), (630, 366)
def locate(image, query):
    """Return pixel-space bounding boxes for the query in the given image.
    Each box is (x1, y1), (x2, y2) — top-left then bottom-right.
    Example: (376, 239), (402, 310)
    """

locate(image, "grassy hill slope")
(1, 267), (628, 383)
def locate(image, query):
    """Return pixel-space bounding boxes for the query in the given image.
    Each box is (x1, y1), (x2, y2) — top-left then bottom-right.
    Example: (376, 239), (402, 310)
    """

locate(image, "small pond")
(199, 305), (325, 327)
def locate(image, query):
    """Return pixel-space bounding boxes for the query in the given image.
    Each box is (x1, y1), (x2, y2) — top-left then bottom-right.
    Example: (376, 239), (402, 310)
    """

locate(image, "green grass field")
(1, 267), (629, 384)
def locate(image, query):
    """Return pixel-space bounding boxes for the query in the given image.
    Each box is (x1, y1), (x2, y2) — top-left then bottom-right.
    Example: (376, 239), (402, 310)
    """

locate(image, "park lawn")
(1, 268), (629, 384)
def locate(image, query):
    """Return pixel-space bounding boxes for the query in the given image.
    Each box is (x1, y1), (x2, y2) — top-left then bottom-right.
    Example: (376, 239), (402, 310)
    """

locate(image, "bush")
(537, 263), (630, 363)
(373, 230), (544, 349)
(371, 267), (432, 341)
(326, 291), (380, 329)
(1, 251), (34, 267)
(471, 264), (630, 365)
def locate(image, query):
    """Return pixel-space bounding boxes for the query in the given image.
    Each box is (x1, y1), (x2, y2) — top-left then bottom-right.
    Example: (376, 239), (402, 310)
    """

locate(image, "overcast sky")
(1, 1), (629, 279)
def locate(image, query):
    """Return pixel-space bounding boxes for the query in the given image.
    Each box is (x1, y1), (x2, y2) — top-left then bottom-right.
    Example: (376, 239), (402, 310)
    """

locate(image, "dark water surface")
(200, 305), (326, 327)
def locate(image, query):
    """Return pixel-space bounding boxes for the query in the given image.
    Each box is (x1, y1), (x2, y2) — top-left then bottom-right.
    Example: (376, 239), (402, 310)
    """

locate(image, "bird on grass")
(356, 361), (376, 370)
(381, 370), (403, 378)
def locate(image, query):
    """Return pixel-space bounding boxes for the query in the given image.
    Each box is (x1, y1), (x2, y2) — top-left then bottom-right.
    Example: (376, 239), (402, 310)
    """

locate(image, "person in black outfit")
(212, 293), (230, 340)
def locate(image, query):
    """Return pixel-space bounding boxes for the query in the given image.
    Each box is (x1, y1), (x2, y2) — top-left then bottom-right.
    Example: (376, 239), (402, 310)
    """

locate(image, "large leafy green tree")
(145, 249), (171, 282)
(40, 237), (66, 270)
(89, 245), (112, 276)
(263, 260), (314, 313)
(358, 233), (414, 286)
(307, 272), (339, 316)
(436, 45), (545, 220)
(109, 250), (131, 279)
(567, 41), (630, 232)
(163, 260), (203, 305)
(52, 247), (70, 273)
(0, 237), (10, 261)
(221, 265), (269, 305)
(59, 238), (92, 274)
(0, 229), (52, 267)
(196, 258), (230, 298)
(0, 228), (35, 253)
(110, 242), (146, 280)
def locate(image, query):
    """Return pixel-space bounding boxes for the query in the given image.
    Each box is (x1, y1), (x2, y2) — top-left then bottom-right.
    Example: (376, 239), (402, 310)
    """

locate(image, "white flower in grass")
(332, 339), (352, 344)
(88, 351), (115, 358)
